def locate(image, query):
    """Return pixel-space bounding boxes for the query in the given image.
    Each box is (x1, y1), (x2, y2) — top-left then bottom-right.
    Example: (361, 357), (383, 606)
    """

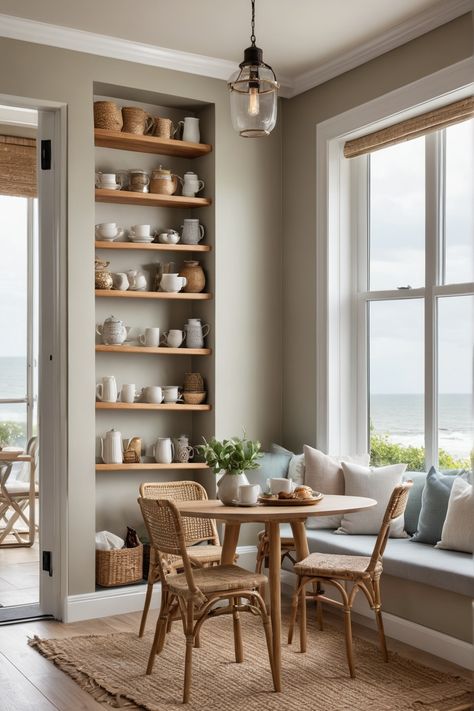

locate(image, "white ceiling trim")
(0, 0), (471, 100)
(0, 104), (38, 127)
(291, 0), (473, 96)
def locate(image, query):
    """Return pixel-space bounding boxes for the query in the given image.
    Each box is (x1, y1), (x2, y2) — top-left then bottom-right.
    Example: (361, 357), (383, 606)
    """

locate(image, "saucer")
(130, 238), (155, 244)
(96, 236), (118, 242)
(97, 184), (122, 191)
(231, 500), (260, 508)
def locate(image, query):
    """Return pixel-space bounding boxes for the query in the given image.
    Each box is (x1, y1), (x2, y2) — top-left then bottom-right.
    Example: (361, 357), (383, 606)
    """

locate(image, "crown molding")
(0, 0), (470, 100)
(290, 0), (473, 97)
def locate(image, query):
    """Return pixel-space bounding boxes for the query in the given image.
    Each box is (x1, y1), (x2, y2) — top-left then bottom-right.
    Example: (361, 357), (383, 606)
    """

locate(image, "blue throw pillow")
(403, 471), (427, 536)
(411, 467), (466, 545)
(246, 451), (292, 492)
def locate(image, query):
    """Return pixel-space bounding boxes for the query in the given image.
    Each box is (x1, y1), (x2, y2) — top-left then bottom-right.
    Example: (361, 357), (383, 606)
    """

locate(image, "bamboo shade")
(0, 135), (37, 197)
(344, 96), (474, 159)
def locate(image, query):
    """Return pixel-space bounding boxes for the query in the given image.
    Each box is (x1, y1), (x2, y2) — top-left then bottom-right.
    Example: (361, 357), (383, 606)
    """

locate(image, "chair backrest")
(140, 480), (219, 546)
(367, 482), (413, 573)
(138, 496), (205, 604)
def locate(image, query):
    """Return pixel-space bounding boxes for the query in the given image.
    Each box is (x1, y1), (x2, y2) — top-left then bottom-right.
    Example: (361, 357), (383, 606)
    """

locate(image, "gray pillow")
(403, 471), (427, 535)
(411, 467), (466, 545)
(246, 451), (292, 492)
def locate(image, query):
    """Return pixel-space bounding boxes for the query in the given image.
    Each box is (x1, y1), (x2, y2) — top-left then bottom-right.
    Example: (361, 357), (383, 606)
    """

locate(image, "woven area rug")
(29, 614), (471, 711)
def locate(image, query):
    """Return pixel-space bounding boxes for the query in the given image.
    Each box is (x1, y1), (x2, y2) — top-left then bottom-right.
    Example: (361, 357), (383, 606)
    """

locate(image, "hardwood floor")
(0, 601), (470, 711)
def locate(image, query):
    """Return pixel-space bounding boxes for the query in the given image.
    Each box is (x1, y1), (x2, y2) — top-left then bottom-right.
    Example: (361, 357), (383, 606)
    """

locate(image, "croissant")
(294, 485), (313, 500)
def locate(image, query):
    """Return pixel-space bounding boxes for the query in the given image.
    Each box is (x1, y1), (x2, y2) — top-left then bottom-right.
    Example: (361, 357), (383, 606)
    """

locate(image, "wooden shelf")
(95, 290), (212, 300)
(96, 402), (211, 411)
(94, 128), (212, 159)
(95, 240), (211, 252)
(96, 462), (208, 471)
(96, 345), (211, 356)
(95, 189), (211, 208)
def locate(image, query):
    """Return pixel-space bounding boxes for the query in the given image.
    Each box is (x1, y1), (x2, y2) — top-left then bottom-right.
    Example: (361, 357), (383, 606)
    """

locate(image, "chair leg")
(232, 597), (244, 662)
(374, 578), (388, 662)
(343, 607), (355, 678)
(287, 583), (299, 645)
(312, 581), (324, 631)
(299, 583), (307, 653)
(253, 593), (277, 692)
(183, 601), (194, 704)
(146, 590), (169, 674)
(139, 568), (156, 637)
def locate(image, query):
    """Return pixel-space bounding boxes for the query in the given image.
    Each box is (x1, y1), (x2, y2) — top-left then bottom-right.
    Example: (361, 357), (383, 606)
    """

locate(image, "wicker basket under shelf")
(96, 545), (144, 587)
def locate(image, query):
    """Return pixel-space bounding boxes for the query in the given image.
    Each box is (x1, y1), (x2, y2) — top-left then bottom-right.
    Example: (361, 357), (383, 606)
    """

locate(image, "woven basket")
(154, 116), (175, 139)
(122, 106), (154, 135)
(183, 372), (204, 392)
(183, 390), (206, 405)
(96, 545), (143, 587)
(94, 101), (123, 131)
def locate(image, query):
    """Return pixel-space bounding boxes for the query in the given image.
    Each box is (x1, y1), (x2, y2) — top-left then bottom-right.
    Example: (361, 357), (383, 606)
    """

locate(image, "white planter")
(216, 471), (249, 505)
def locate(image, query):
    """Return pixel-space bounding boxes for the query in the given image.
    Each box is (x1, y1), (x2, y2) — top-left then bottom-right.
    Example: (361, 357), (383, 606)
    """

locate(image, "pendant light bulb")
(228, 0), (279, 137)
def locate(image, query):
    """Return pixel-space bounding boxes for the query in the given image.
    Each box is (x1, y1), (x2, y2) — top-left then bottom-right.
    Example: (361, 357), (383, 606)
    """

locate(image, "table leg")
(267, 520), (282, 692)
(290, 520), (310, 653)
(221, 521), (241, 564)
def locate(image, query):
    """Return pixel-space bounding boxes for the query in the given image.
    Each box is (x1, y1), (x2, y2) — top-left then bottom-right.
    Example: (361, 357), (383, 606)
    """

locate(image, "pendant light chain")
(250, 0), (256, 46)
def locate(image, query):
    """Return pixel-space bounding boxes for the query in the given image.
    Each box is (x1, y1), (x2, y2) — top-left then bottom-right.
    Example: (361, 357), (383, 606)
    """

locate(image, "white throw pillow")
(436, 477), (474, 554)
(271, 444), (305, 485)
(336, 462), (407, 537)
(304, 446), (370, 530)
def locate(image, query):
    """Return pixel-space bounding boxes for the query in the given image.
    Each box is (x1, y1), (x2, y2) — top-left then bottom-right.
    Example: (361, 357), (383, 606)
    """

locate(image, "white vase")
(216, 471), (249, 505)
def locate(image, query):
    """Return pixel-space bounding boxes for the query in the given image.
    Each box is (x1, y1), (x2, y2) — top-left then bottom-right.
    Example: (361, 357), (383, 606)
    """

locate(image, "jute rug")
(29, 614), (471, 711)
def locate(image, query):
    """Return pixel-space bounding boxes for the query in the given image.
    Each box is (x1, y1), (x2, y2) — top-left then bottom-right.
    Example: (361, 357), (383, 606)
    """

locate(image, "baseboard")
(65, 545), (258, 623)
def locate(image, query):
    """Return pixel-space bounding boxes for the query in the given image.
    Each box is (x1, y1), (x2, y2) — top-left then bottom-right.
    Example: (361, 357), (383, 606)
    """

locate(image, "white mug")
(143, 385), (163, 403)
(161, 329), (184, 348)
(268, 477), (294, 495)
(162, 385), (183, 403)
(120, 383), (136, 403)
(131, 224), (151, 237)
(95, 223), (124, 240)
(160, 273), (187, 293)
(238, 484), (261, 505)
(139, 327), (160, 347)
(96, 376), (118, 403)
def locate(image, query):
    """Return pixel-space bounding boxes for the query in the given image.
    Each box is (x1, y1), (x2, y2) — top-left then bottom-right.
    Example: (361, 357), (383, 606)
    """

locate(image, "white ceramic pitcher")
(96, 376), (118, 402)
(154, 437), (174, 464)
(100, 429), (123, 464)
(184, 318), (210, 348)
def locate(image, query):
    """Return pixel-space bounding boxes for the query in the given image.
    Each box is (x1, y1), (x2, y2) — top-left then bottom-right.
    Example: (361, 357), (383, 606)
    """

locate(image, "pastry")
(278, 490), (295, 500)
(294, 485), (313, 500)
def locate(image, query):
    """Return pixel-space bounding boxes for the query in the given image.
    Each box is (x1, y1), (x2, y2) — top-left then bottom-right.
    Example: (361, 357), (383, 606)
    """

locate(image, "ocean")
(0, 358), (472, 457)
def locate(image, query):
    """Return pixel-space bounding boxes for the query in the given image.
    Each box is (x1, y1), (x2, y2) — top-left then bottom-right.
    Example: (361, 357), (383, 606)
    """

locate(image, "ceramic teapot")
(149, 166), (182, 196)
(100, 429), (123, 464)
(96, 315), (130, 345)
(158, 229), (180, 245)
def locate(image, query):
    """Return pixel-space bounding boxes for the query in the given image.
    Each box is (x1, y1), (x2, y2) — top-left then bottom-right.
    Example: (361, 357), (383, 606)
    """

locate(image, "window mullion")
(424, 132), (442, 469)
(26, 197), (35, 441)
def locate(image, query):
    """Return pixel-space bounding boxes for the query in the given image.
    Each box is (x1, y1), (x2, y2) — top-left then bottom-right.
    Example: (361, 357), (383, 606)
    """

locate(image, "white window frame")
(315, 58), (474, 458)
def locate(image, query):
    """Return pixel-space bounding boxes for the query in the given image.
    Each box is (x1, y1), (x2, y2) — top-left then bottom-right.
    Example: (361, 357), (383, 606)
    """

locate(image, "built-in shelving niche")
(94, 82), (215, 546)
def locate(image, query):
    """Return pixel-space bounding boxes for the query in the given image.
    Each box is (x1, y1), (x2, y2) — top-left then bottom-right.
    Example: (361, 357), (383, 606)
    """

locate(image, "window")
(0, 195), (38, 448)
(360, 119), (474, 470)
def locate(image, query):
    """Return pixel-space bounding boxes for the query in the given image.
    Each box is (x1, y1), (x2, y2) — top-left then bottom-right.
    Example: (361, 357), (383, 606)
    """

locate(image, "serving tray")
(257, 493), (324, 506)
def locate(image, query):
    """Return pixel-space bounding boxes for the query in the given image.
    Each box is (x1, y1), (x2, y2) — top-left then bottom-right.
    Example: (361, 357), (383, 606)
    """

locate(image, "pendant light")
(228, 0), (279, 138)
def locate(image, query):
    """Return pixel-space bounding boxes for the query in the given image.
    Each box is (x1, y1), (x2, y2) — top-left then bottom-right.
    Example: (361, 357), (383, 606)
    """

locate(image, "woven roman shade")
(0, 135), (37, 197)
(344, 96), (474, 159)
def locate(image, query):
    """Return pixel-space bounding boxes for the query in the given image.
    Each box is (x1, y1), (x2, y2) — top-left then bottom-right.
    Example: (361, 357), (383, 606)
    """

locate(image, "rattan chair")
(138, 497), (276, 703)
(288, 482), (412, 677)
(138, 481), (225, 637)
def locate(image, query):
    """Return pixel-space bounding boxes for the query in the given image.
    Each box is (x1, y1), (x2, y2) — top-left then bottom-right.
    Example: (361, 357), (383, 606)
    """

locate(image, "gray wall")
(281, 14), (473, 452)
(0, 37), (282, 594)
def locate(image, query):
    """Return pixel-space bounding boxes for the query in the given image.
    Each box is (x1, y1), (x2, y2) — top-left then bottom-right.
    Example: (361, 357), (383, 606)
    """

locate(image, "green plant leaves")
(197, 431), (262, 475)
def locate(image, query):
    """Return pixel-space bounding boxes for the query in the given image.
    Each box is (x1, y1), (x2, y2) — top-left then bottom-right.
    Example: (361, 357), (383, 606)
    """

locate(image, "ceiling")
(0, 0), (458, 82)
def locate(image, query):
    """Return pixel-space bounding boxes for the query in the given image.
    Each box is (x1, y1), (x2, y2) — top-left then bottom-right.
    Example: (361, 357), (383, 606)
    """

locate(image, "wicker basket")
(154, 116), (175, 139)
(122, 106), (154, 135)
(93, 101), (123, 131)
(183, 372), (204, 392)
(96, 545), (143, 587)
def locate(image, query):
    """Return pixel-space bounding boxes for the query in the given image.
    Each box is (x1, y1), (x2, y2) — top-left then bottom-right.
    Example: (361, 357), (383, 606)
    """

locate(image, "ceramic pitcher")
(184, 318), (210, 348)
(154, 437), (174, 464)
(96, 376), (118, 402)
(100, 429), (123, 464)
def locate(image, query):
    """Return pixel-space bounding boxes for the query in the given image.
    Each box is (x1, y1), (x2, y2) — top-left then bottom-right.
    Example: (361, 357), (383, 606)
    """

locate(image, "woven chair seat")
(167, 544), (223, 569)
(257, 530), (295, 548)
(294, 552), (383, 580)
(166, 564), (267, 600)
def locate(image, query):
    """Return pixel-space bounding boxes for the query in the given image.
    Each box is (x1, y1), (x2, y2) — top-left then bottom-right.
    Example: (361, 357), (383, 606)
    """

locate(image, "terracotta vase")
(179, 260), (206, 293)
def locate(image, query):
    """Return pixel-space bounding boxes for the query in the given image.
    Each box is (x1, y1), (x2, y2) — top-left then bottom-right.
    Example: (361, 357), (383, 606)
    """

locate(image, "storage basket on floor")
(96, 545), (143, 587)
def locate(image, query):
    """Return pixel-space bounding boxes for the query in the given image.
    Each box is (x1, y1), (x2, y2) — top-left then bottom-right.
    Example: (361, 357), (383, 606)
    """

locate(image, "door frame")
(0, 95), (68, 619)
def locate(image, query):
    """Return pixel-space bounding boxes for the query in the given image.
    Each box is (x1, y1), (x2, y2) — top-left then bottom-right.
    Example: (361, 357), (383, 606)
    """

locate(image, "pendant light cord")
(250, 0), (256, 46)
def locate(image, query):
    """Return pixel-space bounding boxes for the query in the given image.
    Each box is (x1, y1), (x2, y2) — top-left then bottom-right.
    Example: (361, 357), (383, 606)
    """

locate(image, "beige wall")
(0, 37), (282, 595)
(281, 14), (473, 452)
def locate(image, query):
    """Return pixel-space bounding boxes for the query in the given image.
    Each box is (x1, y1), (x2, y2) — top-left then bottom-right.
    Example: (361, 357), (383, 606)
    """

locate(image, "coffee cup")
(160, 273), (187, 293)
(162, 385), (183, 403)
(95, 222), (124, 240)
(268, 477), (294, 495)
(139, 327), (160, 347)
(96, 172), (123, 190)
(143, 385), (163, 404)
(238, 484), (261, 505)
(121, 384), (136, 403)
(161, 329), (184, 348)
(131, 224), (151, 238)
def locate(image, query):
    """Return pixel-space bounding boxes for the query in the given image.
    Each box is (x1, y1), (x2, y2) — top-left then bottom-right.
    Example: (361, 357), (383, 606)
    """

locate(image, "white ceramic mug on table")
(268, 477), (294, 495)
(238, 484), (261, 505)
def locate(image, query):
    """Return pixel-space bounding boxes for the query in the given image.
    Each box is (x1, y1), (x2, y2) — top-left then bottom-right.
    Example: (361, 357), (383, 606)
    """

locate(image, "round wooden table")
(176, 495), (376, 691)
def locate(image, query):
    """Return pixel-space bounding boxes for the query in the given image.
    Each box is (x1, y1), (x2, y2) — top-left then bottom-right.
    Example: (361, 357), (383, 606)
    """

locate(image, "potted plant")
(197, 432), (262, 505)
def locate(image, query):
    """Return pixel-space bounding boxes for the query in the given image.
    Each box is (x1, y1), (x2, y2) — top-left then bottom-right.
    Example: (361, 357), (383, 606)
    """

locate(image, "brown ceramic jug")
(179, 260), (206, 293)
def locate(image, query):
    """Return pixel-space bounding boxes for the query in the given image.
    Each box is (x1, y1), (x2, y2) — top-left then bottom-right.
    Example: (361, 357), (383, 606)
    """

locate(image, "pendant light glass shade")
(228, 1), (279, 138)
